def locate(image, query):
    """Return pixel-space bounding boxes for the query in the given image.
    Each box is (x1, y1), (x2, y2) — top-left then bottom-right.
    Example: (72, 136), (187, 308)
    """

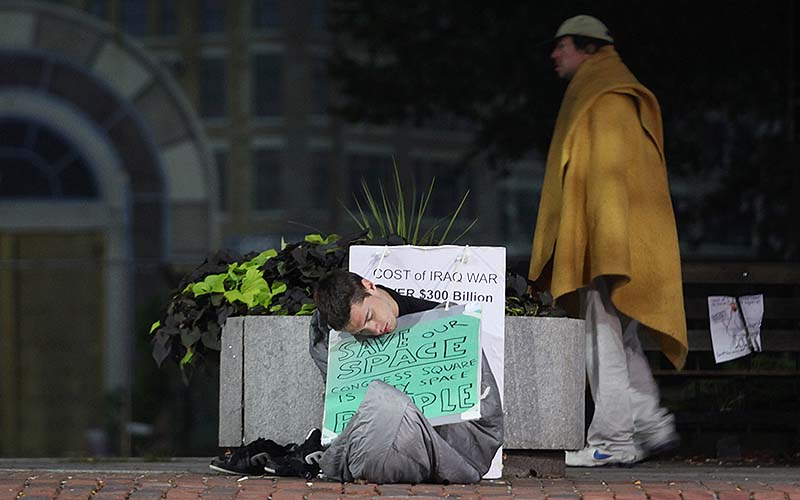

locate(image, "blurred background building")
(0, 0), (795, 457)
(0, 0), (540, 457)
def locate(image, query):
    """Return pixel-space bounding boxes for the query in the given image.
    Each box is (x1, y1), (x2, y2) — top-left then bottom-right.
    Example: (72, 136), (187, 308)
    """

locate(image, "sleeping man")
(212, 269), (503, 483)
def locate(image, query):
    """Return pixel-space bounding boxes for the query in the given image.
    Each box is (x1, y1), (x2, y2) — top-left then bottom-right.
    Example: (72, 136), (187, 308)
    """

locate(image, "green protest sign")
(322, 305), (482, 443)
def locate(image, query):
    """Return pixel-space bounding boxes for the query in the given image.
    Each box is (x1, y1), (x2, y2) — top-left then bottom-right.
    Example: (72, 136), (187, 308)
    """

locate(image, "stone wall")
(220, 315), (585, 451)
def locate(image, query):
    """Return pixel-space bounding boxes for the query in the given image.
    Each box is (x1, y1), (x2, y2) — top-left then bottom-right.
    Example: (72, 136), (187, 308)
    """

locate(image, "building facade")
(0, 0), (542, 456)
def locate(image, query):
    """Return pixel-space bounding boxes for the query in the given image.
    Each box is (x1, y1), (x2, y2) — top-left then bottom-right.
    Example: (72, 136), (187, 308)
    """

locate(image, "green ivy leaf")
(227, 262), (243, 279)
(191, 273), (227, 296)
(304, 233), (325, 244)
(250, 248), (278, 267)
(304, 233), (341, 246)
(241, 267), (267, 290)
(210, 274), (228, 292)
(271, 280), (288, 296)
(225, 267), (270, 308)
(223, 289), (245, 304)
(180, 348), (194, 366)
(297, 303), (316, 316)
(149, 320), (161, 335)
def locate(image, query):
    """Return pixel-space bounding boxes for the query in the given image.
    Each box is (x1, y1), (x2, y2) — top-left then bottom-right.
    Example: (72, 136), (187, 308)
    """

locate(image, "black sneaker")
(210, 438), (294, 475)
(263, 428), (324, 479)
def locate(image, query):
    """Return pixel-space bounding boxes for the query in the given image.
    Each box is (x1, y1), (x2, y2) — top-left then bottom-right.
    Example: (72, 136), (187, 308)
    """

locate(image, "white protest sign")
(349, 245), (505, 478)
(708, 294), (764, 363)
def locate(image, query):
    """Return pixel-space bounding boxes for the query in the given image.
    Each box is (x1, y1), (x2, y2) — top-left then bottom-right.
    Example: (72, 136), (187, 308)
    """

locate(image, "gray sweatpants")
(582, 277), (676, 455)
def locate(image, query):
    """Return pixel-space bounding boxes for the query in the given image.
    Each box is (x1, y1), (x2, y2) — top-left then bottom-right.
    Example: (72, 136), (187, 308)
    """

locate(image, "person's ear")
(361, 278), (376, 292)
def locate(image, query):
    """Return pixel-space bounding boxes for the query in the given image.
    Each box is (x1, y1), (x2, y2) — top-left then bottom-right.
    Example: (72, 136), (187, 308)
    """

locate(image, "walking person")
(528, 15), (688, 466)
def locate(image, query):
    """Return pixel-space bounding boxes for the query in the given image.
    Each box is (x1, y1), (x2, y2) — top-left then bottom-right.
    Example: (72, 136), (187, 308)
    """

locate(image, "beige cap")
(555, 15), (614, 43)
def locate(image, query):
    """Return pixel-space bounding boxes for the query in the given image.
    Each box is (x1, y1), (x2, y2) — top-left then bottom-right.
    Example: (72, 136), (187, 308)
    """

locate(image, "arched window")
(0, 118), (98, 199)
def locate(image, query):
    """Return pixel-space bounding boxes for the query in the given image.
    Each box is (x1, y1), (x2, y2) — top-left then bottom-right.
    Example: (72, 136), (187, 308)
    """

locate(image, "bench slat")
(682, 262), (800, 284)
(641, 329), (800, 352)
(684, 297), (800, 320)
(653, 369), (800, 377)
(675, 410), (800, 427)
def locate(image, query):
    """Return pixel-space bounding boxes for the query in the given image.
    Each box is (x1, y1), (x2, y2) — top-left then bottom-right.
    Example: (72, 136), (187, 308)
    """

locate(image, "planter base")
(503, 449), (566, 478)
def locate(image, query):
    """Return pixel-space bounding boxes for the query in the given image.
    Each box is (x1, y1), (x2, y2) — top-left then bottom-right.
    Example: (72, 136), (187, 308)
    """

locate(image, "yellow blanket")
(528, 46), (687, 369)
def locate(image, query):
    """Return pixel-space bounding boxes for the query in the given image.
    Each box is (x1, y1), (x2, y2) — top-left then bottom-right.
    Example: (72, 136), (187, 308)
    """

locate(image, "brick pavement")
(2, 470), (799, 500)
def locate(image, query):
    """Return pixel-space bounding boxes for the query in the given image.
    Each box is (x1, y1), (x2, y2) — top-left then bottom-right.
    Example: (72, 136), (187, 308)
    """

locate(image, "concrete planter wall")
(219, 315), (585, 453)
(503, 317), (585, 450)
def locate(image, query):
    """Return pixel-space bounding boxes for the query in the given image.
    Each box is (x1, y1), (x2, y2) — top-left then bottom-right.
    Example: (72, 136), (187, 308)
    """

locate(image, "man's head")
(551, 15), (613, 80)
(314, 269), (399, 336)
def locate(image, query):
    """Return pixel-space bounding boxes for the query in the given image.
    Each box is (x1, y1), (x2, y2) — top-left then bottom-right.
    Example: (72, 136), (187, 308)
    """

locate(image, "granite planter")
(219, 315), (585, 476)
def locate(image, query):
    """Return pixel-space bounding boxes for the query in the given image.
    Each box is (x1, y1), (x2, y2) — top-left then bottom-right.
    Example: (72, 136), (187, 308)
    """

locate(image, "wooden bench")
(641, 261), (800, 455)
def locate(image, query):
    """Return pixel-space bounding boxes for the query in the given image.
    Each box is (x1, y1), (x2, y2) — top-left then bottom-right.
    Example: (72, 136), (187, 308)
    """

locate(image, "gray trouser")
(320, 358), (503, 484)
(582, 278), (675, 454)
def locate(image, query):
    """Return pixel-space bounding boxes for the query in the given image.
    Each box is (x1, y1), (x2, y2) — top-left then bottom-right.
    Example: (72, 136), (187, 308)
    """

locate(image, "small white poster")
(708, 294), (764, 363)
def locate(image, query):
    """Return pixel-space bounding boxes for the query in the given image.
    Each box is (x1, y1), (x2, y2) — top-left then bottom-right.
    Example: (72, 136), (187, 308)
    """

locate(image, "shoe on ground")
(264, 428), (324, 479)
(210, 437), (294, 475)
(565, 447), (639, 467)
(640, 433), (681, 459)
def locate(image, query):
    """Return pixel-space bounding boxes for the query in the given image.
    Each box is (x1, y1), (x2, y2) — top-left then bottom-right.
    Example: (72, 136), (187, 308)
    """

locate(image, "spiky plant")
(343, 159), (477, 245)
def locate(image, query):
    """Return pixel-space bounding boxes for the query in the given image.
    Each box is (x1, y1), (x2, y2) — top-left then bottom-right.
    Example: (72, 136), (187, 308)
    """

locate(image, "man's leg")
(574, 278), (638, 464)
(320, 381), (483, 484)
(434, 356), (504, 476)
(623, 320), (678, 454)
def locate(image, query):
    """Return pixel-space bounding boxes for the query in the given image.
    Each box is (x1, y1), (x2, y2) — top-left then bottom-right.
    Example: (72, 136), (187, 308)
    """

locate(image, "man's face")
(343, 280), (398, 336)
(551, 36), (592, 80)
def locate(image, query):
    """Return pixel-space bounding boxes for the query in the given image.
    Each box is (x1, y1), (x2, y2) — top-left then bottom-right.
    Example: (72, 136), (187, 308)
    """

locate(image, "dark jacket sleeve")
(308, 310), (329, 378)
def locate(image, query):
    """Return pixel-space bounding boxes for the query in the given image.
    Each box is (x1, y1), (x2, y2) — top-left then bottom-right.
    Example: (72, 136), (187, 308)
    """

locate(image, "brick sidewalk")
(2, 471), (799, 500)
